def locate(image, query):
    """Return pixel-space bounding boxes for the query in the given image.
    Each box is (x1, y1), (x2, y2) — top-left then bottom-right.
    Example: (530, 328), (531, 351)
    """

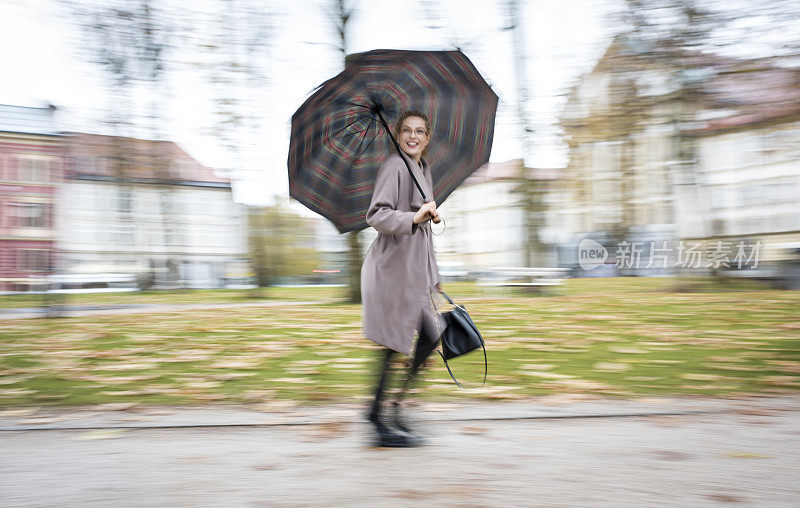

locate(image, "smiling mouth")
(406, 141), (418, 148)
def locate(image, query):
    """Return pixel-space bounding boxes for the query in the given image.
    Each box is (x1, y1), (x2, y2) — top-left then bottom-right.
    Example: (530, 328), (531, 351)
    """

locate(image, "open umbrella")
(288, 49), (498, 233)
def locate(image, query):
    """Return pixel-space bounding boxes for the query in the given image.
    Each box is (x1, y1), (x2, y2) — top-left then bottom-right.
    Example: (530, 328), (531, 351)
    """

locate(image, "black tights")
(368, 330), (439, 423)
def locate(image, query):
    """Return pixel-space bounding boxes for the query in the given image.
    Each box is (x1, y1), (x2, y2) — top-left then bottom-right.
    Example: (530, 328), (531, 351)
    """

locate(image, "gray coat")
(361, 152), (443, 355)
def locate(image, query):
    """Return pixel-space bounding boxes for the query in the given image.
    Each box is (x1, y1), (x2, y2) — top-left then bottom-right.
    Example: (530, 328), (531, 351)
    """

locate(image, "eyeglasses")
(401, 127), (428, 137)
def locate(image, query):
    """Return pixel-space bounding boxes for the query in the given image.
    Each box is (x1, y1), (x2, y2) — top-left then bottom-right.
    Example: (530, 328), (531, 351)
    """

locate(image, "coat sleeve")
(366, 160), (417, 235)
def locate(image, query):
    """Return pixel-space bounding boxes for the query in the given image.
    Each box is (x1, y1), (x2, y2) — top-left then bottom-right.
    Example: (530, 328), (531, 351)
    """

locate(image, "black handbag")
(436, 292), (487, 388)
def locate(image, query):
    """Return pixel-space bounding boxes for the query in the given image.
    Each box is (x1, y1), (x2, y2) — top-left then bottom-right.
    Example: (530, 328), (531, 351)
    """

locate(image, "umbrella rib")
(354, 119), (373, 152)
(334, 115), (367, 137)
(359, 124), (378, 154)
(333, 114), (375, 140)
(343, 123), (371, 139)
(346, 101), (372, 110)
(348, 122), (377, 194)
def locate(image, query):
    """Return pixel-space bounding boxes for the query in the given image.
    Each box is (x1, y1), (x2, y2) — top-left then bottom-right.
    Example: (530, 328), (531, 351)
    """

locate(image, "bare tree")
(192, 1), (273, 293)
(65, 0), (179, 285)
(198, 0), (272, 164)
(67, 0), (274, 289)
(503, 0), (549, 267)
(248, 204), (321, 288)
(329, 0), (363, 303)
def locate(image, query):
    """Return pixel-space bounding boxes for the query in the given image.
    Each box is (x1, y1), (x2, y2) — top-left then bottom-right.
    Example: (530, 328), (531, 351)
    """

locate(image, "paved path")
(2, 396), (799, 507)
(0, 300), (326, 320)
(0, 295), (498, 320)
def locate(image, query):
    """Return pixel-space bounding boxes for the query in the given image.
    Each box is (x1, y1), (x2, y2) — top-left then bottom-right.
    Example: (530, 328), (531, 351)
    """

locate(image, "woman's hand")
(413, 201), (441, 224)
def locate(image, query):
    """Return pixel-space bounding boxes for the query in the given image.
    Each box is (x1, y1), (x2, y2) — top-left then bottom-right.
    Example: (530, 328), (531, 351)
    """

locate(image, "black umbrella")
(288, 49), (498, 233)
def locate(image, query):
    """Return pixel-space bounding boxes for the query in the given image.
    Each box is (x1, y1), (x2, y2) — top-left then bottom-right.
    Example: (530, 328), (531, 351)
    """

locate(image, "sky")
(0, 0), (618, 207)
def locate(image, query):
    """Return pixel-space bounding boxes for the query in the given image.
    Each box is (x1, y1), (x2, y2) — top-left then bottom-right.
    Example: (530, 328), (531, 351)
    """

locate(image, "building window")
(12, 202), (49, 228)
(76, 156), (94, 173)
(64, 156), (77, 175)
(113, 225), (136, 244)
(20, 249), (51, 272)
(118, 188), (133, 213)
(17, 157), (50, 182)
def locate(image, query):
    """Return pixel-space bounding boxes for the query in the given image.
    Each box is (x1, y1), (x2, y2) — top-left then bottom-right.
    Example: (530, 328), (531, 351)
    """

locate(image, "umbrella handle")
(375, 109), (431, 204)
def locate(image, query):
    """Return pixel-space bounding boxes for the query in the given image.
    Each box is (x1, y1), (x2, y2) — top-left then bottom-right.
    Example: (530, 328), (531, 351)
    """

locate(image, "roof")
(693, 64), (800, 133)
(464, 159), (558, 185)
(0, 104), (59, 136)
(563, 35), (800, 134)
(63, 132), (230, 186)
(464, 159), (522, 185)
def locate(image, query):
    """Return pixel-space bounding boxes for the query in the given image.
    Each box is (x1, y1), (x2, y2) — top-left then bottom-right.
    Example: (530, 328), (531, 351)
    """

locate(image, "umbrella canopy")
(288, 49), (498, 233)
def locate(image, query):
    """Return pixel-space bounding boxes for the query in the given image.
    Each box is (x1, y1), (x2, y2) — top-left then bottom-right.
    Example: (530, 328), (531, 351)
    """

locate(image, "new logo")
(578, 239), (608, 270)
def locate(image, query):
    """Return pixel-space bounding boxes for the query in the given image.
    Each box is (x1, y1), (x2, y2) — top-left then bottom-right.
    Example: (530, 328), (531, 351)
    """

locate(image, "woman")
(361, 110), (445, 447)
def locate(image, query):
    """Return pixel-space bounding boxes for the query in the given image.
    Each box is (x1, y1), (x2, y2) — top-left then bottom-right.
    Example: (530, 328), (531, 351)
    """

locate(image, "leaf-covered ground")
(1, 278), (798, 408)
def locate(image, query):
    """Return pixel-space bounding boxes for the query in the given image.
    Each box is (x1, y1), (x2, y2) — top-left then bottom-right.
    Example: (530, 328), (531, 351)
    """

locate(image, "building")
(436, 160), (524, 269)
(691, 67), (800, 246)
(558, 36), (800, 273)
(59, 132), (248, 289)
(435, 159), (558, 271)
(0, 104), (63, 292)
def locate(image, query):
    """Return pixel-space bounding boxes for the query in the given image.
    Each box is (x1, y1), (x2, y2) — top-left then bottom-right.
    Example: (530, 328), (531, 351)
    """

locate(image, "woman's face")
(398, 116), (429, 162)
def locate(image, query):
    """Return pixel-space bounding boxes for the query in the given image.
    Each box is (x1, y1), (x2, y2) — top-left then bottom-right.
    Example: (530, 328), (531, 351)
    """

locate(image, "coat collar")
(396, 150), (433, 201)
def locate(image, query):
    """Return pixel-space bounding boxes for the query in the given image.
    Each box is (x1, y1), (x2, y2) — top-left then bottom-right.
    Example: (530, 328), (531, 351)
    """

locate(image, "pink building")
(0, 105), (63, 292)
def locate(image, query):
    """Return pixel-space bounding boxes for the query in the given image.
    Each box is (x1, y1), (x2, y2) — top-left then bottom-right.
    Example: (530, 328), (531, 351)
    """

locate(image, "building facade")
(434, 159), (558, 271)
(694, 121), (800, 249)
(0, 105), (63, 292)
(436, 160), (526, 270)
(59, 133), (248, 289)
(558, 36), (800, 273)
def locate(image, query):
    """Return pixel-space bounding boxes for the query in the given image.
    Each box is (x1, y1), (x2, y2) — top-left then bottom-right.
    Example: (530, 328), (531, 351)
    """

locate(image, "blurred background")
(2, 0), (800, 298)
(3, 3), (800, 502)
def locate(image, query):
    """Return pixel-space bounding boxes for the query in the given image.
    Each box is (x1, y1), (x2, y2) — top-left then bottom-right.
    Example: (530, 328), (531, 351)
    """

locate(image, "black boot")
(368, 348), (414, 448)
(391, 330), (440, 442)
(371, 415), (414, 447)
(391, 400), (423, 445)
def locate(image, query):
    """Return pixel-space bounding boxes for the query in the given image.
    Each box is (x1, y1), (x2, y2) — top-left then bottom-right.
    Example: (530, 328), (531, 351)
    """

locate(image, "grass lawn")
(1, 278), (798, 408)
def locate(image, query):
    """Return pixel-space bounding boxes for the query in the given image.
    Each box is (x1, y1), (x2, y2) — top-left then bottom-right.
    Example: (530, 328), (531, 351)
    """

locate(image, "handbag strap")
(436, 346), (487, 389)
(437, 292), (487, 389)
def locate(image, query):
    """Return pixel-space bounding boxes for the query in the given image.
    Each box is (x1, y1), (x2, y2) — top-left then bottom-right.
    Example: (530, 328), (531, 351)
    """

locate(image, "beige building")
(558, 35), (800, 273)
(435, 160), (558, 271)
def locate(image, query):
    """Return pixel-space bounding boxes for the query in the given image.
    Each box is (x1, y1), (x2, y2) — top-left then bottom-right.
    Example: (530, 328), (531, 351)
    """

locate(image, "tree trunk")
(333, 0), (362, 303)
(346, 231), (361, 303)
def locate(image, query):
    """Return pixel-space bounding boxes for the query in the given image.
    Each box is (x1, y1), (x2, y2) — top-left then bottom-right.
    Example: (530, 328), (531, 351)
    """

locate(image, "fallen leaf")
(704, 494), (746, 503)
(652, 450), (692, 461)
(72, 429), (128, 441)
(594, 362), (630, 372)
(725, 452), (772, 459)
(459, 426), (487, 435)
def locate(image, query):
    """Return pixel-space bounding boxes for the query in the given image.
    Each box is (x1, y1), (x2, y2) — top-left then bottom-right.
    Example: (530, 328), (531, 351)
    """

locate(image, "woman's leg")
(392, 309), (442, 435)
(397, 306), (442, 402)
(367, 347), (395, 425)
(396, 329), (439, 401)
(367, 347), (414, 447)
